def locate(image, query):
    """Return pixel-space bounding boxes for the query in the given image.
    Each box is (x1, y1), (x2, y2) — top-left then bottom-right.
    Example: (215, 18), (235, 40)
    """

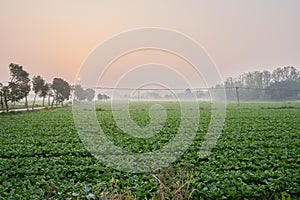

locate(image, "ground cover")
(0, 102), (299, 199)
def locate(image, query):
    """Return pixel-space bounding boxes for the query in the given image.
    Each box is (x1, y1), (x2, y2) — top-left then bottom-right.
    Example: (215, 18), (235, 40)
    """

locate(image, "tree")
(2, 86), (10, 112)
(32, 75), (45, 110)
(97, 93), (110, 101)
(74, 85), (96, 102)
(218, 66), (300, 101)
(23, 84), (31, 110)
(272, 67), (284, 82)
(184, 88), (193, 99)
(267, 80), (300, 100)
(47, 86), (54, 106)
(10, 63), (31, 103)
(74, 85), (86, 101)
(262, 70), (271, 88)
(2, 63), (31, 112)
(281, 66), (299, 81)
(39, 83), (50, 107)
(185, 88), (191, 94)
(51, 78), (71, 107)
(97, 93), (103, 100)
(196, 90), (206, 98)
(85, 88), (95, 102)
(252, 71), (263, 89)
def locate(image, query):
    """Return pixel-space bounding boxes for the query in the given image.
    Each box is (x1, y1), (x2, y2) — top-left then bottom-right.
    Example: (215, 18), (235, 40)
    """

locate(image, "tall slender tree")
(47, 86), (53, 107)
(262, 70), (271, 88)
(23, 84), (31, 110)
(39, 83), (50, 107)
(32, 75), (45, 110)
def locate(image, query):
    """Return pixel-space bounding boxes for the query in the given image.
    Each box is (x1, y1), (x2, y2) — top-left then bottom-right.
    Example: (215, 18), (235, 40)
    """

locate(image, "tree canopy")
(32, 75), (46, 109)
(51, 78), (71, 106)
(85, 88), (95, 102)
(1, 63), (31, 112)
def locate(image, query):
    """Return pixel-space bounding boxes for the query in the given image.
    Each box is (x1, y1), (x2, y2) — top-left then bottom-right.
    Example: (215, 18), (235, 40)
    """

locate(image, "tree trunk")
(48, 95), (50, 106)
(32, 94), (37, 110)
(25, 96), (29, 111)
(51, 98), (55, 108)
(4, 95), (9, 113)
(55, 92), (58, 107)
(0, 95), (3, 109)
(42, 97), (45, 107)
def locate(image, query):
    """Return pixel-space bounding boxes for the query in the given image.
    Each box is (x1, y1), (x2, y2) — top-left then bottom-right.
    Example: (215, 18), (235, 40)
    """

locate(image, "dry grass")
(150, 165), (197, 200)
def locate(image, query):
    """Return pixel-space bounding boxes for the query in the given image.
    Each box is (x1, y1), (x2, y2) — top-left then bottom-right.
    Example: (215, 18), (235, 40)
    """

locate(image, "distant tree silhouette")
(222, 66), (300, 101)
(267, 80), (300, 100)
(47, 85), (54, 106)
(85, 88), (95, 102)
(97, 93), (110, 101)
(51, 78), (71, 107)
(39, 83), (50, 107)
(74, 85), (86, 101)
(185, 88), (191, 94)
(32, 75), (45, 110)
(74, 85), (96, 102)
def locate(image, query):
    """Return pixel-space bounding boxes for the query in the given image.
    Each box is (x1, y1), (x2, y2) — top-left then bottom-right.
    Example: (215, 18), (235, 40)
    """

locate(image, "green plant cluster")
(0, 102), (299, 199)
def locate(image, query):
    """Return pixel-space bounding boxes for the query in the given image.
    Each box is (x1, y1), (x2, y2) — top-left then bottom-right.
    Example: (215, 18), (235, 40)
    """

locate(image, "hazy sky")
(1, 0), (299, 85)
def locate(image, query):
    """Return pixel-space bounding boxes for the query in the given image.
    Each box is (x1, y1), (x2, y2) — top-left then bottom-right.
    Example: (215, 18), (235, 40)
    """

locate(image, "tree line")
(2, 63), (298, 110)
(73, 84), (110, 102)
(0, 63), (71, 112)
(216, 66), (300, 101)
(138, 66), (300, 101)
(0, 63), (111, 112)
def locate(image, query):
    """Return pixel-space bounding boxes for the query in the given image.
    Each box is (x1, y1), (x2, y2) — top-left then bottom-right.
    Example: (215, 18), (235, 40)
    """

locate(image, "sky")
(0, 0), (300, 87)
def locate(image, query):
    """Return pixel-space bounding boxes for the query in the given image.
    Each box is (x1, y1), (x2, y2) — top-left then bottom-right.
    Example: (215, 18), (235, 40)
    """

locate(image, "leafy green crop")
(0, 102), (299, 199)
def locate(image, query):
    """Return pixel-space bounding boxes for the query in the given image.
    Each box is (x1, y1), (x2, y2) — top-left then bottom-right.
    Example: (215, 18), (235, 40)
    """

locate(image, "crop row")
(0, 103), (299, 199)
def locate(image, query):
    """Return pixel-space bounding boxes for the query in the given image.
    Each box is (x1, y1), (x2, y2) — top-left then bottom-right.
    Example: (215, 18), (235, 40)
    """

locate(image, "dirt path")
(0, 106), (46, 113)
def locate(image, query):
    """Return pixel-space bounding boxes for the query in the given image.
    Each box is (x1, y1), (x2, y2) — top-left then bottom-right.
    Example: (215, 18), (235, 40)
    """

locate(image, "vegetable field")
(0, 102), (299, 199)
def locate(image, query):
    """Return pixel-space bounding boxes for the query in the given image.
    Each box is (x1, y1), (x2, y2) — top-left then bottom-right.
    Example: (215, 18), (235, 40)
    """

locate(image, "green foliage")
(0, 102), (299, 199)
(32, 75), (46, 109)
(32, 75), (45, 94)
(52, 78), (71, 104)
(224, 66), (300, 101)
(267, 80), (300, 100)
(74, 84), (86, 101)
(0, 63), (31, 112)
(281, 192), (291, 200)
(85, 88), (95, 102)
(39, 83), (50, 99)
(7, 63), (31, 102)
(74, 85), (96, 102)
(97, 93), (110, 101)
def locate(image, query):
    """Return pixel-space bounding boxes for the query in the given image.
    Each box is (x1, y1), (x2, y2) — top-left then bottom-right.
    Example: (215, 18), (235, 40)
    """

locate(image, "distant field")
(0, 102), (299, 199)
